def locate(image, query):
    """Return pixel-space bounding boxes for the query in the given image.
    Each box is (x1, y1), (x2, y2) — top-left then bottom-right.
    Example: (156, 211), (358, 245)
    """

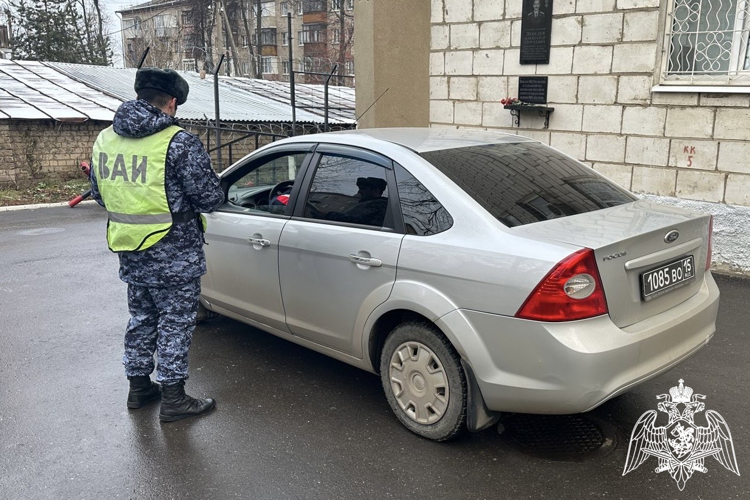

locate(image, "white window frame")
(660, 0), (750, 87)
(282, 60), (290, 75)
(262, 56), (277, 74)
(297, 1), (304, 15)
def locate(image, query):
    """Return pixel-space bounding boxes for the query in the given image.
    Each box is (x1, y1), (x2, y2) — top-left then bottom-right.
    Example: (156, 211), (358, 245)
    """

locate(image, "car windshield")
(420, 142), (637, 227)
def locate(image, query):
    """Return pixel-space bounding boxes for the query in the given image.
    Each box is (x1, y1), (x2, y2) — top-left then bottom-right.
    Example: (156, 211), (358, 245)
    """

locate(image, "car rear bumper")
(435, 272), (720, 414)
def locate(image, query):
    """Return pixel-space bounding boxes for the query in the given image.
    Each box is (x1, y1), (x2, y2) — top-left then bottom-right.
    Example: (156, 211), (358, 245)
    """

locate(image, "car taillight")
(516, 248), (608, 322)
(705, 215), (713, 271)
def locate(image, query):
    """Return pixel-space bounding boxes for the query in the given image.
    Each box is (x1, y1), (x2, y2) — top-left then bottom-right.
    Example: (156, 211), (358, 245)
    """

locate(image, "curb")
(0, 199), (98, 212)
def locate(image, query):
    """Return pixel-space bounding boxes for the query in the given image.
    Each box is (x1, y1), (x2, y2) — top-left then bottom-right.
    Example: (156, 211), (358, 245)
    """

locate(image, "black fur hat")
(134, 67), (189, 105)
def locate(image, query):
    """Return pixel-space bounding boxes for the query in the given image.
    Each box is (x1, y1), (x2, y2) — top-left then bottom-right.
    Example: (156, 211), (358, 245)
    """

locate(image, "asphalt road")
(0, 203), (748, 499)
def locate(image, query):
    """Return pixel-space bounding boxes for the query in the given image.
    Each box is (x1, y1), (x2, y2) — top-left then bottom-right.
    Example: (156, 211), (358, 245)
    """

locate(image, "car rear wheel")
(380, 321), (466, 441)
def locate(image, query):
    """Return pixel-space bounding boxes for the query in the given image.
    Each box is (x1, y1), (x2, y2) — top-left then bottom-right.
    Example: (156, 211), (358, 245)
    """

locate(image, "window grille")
(664, 0), (750, 83)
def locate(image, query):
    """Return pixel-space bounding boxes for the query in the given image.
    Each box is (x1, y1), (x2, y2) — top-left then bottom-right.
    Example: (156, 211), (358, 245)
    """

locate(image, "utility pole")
(288, 12), (295, 135)
(255, 0), (262, 78)
(215, 0), (224, 73)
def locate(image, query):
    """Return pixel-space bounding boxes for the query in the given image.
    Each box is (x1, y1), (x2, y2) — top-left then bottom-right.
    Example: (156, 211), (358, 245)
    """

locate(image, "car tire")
(196, 301), (218, 324)
(379, 321), (466, 441)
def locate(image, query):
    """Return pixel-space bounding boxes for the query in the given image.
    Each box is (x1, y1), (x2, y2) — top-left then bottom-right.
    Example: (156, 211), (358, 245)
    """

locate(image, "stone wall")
(0, 120), (108, 188)
(0, 120), (282, 188)
(428, 0), (750, 208)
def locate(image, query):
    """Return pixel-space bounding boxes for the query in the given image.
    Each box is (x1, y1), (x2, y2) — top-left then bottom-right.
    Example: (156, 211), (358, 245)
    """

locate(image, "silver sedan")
(200, 128), (719, 441)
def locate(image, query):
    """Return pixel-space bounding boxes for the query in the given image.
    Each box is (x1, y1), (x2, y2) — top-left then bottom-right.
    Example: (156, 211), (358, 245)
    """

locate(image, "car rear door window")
(420, 143), (636, 227)
(303, 154), (391, 229)
(394, 163), (453, 236)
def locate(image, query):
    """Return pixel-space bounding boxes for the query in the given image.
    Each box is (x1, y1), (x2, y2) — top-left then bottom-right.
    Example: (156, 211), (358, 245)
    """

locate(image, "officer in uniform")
(90, 67), (225, 422)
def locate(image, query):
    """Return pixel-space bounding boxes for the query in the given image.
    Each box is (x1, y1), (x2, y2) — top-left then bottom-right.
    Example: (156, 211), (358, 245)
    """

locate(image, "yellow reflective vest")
(92, 125), (182, 252)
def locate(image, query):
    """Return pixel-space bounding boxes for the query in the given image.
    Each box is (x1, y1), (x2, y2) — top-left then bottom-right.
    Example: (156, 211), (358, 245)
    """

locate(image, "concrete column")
(354, 0), (430, 128)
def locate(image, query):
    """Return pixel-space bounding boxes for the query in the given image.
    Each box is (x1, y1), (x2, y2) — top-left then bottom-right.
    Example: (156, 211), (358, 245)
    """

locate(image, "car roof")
(283, 127), (535, 153)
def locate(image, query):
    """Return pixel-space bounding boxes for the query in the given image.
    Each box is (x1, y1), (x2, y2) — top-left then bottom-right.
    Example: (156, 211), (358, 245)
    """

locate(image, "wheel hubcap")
(389, 341), (449, 425)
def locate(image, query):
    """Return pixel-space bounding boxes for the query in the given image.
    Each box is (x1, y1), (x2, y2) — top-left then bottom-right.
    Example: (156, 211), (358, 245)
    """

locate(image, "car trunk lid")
(513, 200), (711, 328)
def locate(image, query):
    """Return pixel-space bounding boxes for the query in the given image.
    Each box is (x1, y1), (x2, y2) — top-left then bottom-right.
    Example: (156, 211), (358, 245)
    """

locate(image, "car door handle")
(247, 237), (271, 247)
(349, 254), (382, 267)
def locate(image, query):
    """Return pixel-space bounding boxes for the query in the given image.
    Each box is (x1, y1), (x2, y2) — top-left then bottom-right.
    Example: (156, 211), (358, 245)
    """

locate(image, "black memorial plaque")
(518, 77), (548, 104)
(520, 0), (553, 64)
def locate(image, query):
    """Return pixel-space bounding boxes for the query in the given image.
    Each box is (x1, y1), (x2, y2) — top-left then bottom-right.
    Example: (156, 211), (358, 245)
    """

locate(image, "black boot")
(159, 381), (216, 422)
(127, 375), (161, 409)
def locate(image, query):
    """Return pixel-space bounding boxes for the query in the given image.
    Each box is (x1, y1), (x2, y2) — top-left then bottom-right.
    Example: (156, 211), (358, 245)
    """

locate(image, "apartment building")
(118, 0), (354, 84)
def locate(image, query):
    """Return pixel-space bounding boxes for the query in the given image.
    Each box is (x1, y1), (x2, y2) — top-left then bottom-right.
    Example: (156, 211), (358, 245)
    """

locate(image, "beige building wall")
(427, 0), (750, 208)
(354, 0), (431, 128)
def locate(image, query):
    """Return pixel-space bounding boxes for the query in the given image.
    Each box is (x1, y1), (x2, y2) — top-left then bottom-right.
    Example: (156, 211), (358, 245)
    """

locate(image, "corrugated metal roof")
(0, 60), (355, 125)
(47, 62), (355, 124)
(222, 77), (356, 123)
(0, 60), (118, 121)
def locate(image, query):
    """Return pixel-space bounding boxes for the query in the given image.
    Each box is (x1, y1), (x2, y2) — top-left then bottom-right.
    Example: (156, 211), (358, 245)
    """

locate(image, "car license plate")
(641, 256), (695, 301)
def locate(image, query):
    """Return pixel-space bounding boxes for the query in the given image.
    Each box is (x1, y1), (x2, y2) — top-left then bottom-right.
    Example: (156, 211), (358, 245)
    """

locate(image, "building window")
(345, 60), (354, 74)
(181, 11), (193, 27)
(281, 2), (289, 16)
(664, 0), (750, 84)
(123, 17), (142, 38)
(241, 35), (248, 48)
(297, 2), (304, 15)
(252, 1), (276, 17)
(298, 31), (305, 45)
(300, 23), (326, 44)
(262, 56), (276, 74)
(262, 28), (277, 45)
(253, 28), (277, 46)
(182, 59), (195, 72)
(331, 28), (340, 44)
(282, 60), (290, 75)
(332, 0), (353, 10)
(154, 14), (176, 38)
(282, 31), (289, 46)
(303, 0), (326, 13)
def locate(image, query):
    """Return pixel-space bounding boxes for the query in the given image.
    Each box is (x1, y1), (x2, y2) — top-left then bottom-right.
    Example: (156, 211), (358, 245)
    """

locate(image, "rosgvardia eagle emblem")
(622, 379), (740, 490)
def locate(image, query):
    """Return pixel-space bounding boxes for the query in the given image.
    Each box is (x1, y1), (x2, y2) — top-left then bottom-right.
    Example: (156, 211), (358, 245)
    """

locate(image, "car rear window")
(420, 142), (637, 227)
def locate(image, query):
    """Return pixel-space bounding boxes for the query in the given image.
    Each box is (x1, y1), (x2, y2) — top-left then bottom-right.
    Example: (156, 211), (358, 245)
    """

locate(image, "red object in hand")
(68, 190), (92, 207)
(80, 161), (91, 177)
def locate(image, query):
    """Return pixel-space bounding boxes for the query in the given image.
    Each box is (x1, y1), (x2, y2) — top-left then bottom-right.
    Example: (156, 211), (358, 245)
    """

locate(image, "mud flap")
(461, 360), (501, 433)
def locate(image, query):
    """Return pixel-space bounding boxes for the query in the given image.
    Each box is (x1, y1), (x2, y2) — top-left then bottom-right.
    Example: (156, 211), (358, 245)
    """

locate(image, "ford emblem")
(664, 230), (680, 244)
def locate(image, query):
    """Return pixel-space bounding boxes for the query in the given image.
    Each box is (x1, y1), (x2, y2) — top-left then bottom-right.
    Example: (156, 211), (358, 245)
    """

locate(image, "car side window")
(225, 153), (307, 216)
(303, 154), (391, 228)
(395, 163), (453, 236)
